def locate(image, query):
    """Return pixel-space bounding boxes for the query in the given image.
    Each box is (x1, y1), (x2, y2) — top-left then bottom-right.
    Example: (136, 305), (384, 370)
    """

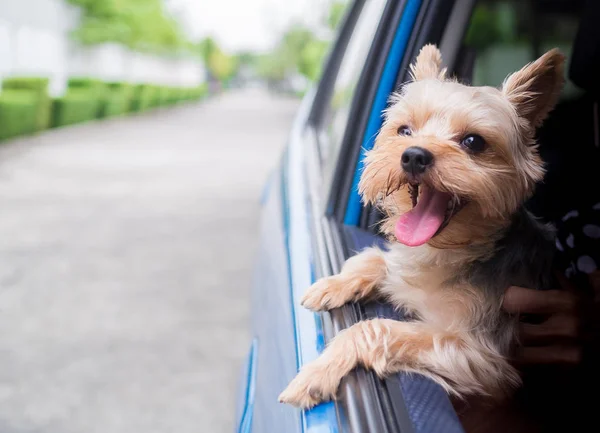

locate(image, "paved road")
(0, 89), (300, 433)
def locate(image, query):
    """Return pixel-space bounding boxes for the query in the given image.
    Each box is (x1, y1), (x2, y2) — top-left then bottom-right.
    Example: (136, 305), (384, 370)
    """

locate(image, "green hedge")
(0, 90), (38, 140)
(99, 82), (132, 118)
(129, 84), (205, 112)
(2, 77), (51, 131)
(1, 76), (209, 139)
(132, 85), (155, 112)
(52, 90), (100, 127)
(67, 77), (108, 96)
(129, 85), (144, 112)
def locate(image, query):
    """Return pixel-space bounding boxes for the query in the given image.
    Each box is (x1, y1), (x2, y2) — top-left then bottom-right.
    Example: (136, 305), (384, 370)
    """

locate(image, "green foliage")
(195, 37), (239, 82)
(130, 84), (154, 112)
(68, 77), (105, 91)
(67, 0), (186, 52)
(159, 86), (171, 105)
(256, 25), (331, 84)
(197, 37), (218, 63)
(52, 90), (100, 127)
(464, 4), (507, 52)
(0, 90), (38, 140)
(2, 77), (52, 131)
(2, 77), (48, 92)
(98, 82), (132, 117)
(255, 1), (350, 87)
(0, 74), (209, 138)
(298, 39), (329, 81)
(148, 85), (162, 107)
(255, 53), (287, 82)
(327, 1), (348, 30)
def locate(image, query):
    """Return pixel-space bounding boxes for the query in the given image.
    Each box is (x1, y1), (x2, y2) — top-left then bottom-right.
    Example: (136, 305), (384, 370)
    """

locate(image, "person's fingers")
(503, 286), (577, 315)
(519, 313), (580, 343)
(514, 345), (582, 366)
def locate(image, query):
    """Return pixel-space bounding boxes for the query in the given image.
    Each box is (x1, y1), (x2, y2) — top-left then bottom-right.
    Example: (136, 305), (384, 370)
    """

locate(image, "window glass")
(460, 0), (582, 99)
(319, 0), (388, 166)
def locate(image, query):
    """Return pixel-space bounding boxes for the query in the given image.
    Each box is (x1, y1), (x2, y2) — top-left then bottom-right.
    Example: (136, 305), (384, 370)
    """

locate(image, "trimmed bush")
(149, 85), (162, 108)
(0, 90), (38, 140)
(52, 90), (100, 127)
(129, 85), (145, 112)
(158, 87), (170, 106)
(68, 78), (105, 92)
(98, 82), (132, 118)
(68, 78), (107, 118)
(2, 77), (52, 131)
(164, 87), (175, 105)
(1, 76), (210, 138)
(142, 85), (156, 111)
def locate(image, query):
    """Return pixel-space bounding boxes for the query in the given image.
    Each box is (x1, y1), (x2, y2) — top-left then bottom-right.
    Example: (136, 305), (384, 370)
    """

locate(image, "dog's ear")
(409, 44), (447, 81)
(502, 49), (565, 128)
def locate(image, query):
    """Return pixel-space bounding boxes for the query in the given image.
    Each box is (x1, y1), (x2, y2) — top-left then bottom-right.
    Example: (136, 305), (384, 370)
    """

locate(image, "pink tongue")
(395, 185), (450, 246)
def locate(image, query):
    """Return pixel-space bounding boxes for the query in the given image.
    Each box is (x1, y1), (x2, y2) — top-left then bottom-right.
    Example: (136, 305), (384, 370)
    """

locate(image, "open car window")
(318, 0), (389, 192)
(457, 0), (582, 97)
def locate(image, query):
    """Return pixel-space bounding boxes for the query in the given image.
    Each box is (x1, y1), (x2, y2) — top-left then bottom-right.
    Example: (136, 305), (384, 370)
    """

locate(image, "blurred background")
(0, 1), (348, 433)
(0, 0), (348, 133)
(0, 0), (577, 432)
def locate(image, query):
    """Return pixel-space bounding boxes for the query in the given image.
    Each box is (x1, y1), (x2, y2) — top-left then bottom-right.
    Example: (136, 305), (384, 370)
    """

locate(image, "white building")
(0, 0), (206, 96)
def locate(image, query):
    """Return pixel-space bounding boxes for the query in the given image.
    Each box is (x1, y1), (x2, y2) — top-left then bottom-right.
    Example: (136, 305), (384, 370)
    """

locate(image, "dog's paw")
(301, 276), (350, 311)
(278, 365), (339, 409)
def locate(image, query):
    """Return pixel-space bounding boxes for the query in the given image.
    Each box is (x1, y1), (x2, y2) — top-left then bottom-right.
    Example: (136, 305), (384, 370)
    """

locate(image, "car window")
(459, 0), (582, 99)
(318, 0), (388, 167)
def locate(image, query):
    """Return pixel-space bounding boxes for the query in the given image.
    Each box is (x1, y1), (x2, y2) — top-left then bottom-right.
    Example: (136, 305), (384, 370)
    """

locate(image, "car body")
(235, 0), (587, 432)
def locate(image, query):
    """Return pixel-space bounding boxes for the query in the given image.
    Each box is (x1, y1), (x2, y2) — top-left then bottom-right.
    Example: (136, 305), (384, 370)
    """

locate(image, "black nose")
(401, 146), (434, 175)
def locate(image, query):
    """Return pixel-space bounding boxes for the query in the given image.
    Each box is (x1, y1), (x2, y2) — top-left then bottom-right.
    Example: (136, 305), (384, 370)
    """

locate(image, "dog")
(278, 44), (565, 409)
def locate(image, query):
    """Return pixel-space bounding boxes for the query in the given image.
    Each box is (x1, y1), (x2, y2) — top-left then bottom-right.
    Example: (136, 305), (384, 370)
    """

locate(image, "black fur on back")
(467, 207), (557, 298)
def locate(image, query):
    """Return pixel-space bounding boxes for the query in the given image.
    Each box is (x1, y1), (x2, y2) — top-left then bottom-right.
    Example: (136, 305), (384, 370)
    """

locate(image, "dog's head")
(359, 44), (565, 249)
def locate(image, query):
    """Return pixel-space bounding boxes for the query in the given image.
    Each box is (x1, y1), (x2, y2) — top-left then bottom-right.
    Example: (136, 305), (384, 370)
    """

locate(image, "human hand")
(503, 275), (584, 366)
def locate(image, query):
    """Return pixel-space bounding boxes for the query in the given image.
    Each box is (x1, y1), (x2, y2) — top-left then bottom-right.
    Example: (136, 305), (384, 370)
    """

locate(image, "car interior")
(442, 0), (600, 431)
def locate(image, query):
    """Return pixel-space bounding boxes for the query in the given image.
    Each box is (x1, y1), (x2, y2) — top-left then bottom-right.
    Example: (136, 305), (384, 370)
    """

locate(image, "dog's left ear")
(502, 49), (565, 128)
(409, 44), (447, 81)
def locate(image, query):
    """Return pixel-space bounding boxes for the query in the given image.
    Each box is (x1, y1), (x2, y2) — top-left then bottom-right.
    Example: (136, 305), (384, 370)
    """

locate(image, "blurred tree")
(327, 1), (348, 30)
(195, 37), (239, 84)
(255, 53), (288, 83)
(250, 0), (350, 91)
(67, 0), (186, 52)
(236, 52), (258, 67)
(196, 37), (219, 63)
(298, 39), (329, 81)
(464, 4), (504, 52)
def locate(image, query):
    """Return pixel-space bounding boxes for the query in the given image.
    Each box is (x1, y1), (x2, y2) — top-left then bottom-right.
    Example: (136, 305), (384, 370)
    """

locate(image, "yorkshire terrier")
(279, 44), (565, 409)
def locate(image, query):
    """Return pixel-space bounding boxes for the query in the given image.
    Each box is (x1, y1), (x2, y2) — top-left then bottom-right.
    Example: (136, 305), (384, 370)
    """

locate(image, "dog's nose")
(401, 146), (434, 175)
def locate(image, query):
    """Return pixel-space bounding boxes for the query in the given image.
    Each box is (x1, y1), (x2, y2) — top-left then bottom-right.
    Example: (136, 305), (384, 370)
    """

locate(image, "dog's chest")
(380, 246), (486, 329)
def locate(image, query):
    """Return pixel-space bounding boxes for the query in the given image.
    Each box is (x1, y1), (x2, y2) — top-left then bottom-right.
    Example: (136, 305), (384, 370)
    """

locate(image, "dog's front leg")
(279, 319), (455, 408)
(301, 247), (387, 311)
(279, 318), (519, 409)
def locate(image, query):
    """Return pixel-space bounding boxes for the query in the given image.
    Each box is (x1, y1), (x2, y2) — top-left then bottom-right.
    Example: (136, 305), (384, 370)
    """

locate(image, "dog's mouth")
(394, 183), (466, 246)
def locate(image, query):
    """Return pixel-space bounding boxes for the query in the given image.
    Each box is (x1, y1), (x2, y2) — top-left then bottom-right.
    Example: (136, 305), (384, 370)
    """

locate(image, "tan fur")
(279, 45), (564, 409)
(409, 43), (447, 81)
(502, 48), (565, 128)
(301, 247), (387, 310)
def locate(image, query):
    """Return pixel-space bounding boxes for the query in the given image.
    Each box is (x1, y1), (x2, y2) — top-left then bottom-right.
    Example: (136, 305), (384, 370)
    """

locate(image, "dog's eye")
(398, 125), (412, 136)
(460, 134), (486, 152)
